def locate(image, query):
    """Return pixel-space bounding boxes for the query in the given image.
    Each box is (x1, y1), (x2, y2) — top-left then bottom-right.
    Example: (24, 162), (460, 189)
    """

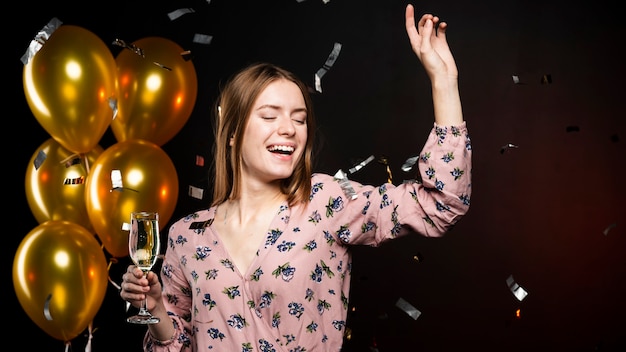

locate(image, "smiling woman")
(118, 5), (472, 350)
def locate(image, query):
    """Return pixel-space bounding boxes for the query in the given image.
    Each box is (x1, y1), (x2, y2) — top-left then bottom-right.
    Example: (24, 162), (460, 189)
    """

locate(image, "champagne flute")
(127, 211), (161, 324)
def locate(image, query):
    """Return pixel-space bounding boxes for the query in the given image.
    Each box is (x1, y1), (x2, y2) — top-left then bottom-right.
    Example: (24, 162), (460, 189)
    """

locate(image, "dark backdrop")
(9, 0), (625, 351)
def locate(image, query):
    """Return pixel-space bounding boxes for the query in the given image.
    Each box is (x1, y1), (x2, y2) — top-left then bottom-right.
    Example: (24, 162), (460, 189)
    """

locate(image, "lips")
(267, 145), (295, 155)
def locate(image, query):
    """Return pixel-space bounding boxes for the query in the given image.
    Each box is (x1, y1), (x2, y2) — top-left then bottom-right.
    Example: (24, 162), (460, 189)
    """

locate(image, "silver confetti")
(168, 8), (196, 21)
(506, 275), (528, 301)
(395, 297), (421, 320)
(401, 155), (419, 172)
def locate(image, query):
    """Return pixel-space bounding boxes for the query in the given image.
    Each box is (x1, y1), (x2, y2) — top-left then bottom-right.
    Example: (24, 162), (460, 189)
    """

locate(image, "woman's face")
(237, 78), (308, 185)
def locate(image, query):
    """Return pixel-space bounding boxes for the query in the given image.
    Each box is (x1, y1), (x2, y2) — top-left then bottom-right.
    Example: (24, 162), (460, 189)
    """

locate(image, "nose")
(278, 116), (296, 136)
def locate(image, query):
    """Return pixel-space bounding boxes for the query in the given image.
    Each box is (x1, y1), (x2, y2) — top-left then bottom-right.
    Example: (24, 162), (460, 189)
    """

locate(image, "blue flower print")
(323, 230), (336, 245)
(258, 338), (276, 352)
(175, 234), (188, 246)
(259, 291), (276, 308)
(425, 167), (435, 180)
(193, 246), (212, 260)
(265, 228), (283, 248)
(421, 152), (431, 162)
(459, 193), (470, 206)
(223, 286), (241, 299)
(272, 263), (296, 282)
(242, 342), (254, 352)
(336, 225), (352, 243)
(310, 182), (323, 200)
(435, 179), (445, 191)
(332, 320), (346, 331)
(221, 259), (235, 271)
(450, 167), (464, 180)
(207, 327), (225, 341)
(303, 240), (317, 252)
(307, 321), (319, 332)
(441, 152), (454, 163)
(288, 302), (304, 319)
(305, 288), (314, 301)
(325, 196), (344, 217)
(250, 267), (263, 281)
(205, 268), (218, 280)
(317, 299), (331, 315)
(361, 221), (376, 233)
(308, 210), (322, 224)
(202, 293), (216, 310)
(277, 240), (296, 252)
(162, 263), (173, 279)
(227, 313), (247, 330)
(435, 200), (451, 212)
(272, 312), (281, 328)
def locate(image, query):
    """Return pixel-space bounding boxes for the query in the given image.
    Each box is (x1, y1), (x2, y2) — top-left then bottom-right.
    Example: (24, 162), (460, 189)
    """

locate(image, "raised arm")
(405, 4), (463, 126)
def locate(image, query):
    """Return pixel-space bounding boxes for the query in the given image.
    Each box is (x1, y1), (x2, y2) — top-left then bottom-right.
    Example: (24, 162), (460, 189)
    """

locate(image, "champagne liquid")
(129, 218), (160, 272)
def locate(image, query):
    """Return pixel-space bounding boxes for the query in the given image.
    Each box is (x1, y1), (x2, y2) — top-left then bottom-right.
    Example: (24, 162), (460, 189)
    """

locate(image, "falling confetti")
(506, 275), (528, 301)
(603, 222), (617, 236)
(167, 7), (196, 21)
(188, 185), (204, 200)
(377, 156), (393, 183)
(112, 38), (144, 57)
(541, 74), (552, 84)
(401, 155), (419, 172)
(500, 143), (519, 154)
(395, 297), (421, 320)
(315, 42), (342, 93)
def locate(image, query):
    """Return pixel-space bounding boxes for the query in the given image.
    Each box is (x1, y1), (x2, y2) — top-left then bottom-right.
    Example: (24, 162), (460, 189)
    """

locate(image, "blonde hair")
(210, 62), (316, 207)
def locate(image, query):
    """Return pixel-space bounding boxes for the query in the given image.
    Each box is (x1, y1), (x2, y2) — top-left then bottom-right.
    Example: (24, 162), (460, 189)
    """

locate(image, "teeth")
(268, 145), (294, 154)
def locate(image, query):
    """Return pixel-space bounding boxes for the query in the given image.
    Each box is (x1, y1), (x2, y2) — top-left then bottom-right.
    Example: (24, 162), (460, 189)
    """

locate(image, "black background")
(9, 0), (626, 351)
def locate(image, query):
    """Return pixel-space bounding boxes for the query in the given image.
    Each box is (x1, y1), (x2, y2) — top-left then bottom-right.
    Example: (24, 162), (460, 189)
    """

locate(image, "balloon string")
(64, 341), (70, 352)
(107, 258), (122, 291)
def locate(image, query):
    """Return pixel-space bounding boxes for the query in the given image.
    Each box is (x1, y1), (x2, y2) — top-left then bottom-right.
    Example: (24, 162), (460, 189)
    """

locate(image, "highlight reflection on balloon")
(85, 139), (179, 257)
(112, 36), (198, 146)
(25, 138), (103, 232)
(23, 24), (117, 154)
(12, 221), (108, 342)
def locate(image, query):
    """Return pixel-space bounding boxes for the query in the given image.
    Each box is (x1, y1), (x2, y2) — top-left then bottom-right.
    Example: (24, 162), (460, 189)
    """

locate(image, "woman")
(121, 4), (472, 351)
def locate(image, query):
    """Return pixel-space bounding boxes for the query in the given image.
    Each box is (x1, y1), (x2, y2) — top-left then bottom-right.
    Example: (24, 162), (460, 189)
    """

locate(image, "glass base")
(127, 313), (160, 324)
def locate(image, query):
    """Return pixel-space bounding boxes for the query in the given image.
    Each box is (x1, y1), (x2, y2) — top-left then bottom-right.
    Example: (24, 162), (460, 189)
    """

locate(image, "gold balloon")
(85, 139), (179, 257)
(23, 24), (117, 154)
(25, 138), (103, 232)
(12, 220), (108, 342)
(111, 36), (198, 146)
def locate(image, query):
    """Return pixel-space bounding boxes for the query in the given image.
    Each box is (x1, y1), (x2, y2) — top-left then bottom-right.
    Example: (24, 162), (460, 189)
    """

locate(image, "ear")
(229, 135), (234, 147)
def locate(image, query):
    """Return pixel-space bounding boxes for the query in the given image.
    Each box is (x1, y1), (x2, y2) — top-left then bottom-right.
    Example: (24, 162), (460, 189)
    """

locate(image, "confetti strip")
(112, 38), (144, 57)
(348, 155), (374, 174)
(603, 222), (617, 236)
(167, 8), (196, 21)
(63, 176), (85, 185)
(196, 155), (205, 166)
(34, 149), (46, 170)
(499, 143), (519, 154)
(44, 294), (53, 320)
(395, 297), (421, 320)
(315, 42), (342, 93)
(108, 97), (118, 120)
(189, 185), (204, 200)
(334, 169), (357, 200)
(21, 17), (62, 65)
(193, 33), (213, 45)
(506, 275), (528, 301)
(110, 169), (123, 190)
(153, 61), (172, 71)
(401, 155), (419, 172)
